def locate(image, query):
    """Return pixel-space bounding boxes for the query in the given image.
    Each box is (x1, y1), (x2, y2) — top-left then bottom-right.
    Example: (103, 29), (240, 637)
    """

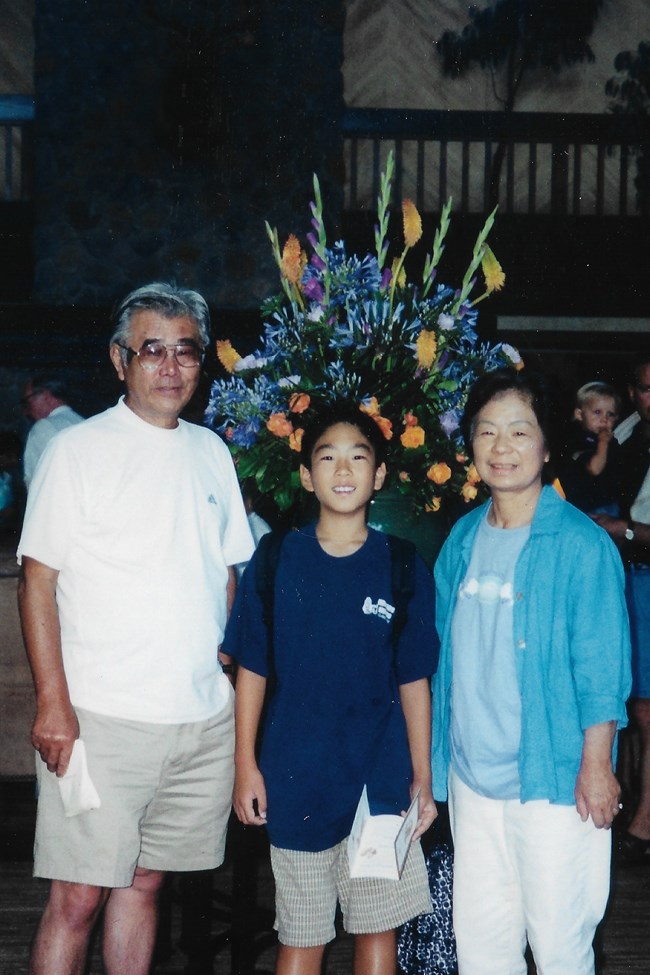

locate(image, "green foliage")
(437, 0), (604, 111)
(606, 42), (650, 212)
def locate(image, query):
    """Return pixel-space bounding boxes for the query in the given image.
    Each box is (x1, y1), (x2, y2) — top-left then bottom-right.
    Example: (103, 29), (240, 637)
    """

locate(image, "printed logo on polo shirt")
(207, 494), (218, 505)
(362, 596), (395, 623)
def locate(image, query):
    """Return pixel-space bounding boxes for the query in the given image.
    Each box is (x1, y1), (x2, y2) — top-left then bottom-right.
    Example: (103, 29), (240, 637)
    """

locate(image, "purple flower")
(303, 277), (324, 302)
(439, 410), (461, 438)
(380, 267), (392, 289)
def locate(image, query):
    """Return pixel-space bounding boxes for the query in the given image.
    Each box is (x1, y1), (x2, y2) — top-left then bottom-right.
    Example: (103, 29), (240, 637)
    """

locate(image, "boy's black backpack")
(254, 529), (417, 669)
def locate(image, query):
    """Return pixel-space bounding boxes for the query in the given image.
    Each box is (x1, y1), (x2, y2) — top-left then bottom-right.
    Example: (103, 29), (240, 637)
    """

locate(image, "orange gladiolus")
(288, 392), (310, 414)
(427, 462), (452, 485)
(416, 329), (437, 369)
(216, 339), (242, 374)
(402, 199), (423, 249)
(281, 234), (306, 285)
(267, 413), (294, 438)
(400, 425), (425, 449)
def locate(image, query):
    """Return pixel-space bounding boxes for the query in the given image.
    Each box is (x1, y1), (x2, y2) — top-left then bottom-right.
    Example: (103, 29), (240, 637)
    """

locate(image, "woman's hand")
(575, 721), (621, 829)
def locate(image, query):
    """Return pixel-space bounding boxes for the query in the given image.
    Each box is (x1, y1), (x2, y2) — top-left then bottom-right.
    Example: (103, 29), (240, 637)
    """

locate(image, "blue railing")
(342, 107), (649, 217)
(0, 94), (34, 202)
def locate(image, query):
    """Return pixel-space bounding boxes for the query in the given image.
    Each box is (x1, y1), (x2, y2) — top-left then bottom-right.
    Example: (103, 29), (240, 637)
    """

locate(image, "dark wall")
(32, 0), (345, 308)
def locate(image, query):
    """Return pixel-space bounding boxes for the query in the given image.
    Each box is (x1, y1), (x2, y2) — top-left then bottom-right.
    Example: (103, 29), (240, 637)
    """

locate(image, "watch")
(624, 524), (636, 542)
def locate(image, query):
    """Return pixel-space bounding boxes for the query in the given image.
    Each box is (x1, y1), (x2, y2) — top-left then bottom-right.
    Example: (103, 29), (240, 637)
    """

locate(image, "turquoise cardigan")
(431, 485), (632, 804)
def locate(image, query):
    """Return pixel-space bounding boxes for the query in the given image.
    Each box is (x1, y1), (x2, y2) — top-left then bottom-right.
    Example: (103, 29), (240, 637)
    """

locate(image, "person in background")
(560, 381), (621, 515)
(559, 380), (621, 516)
(432, 368), (631, 975)
(235, 478), (272, 581)
(592, 354), (650, 862)
(21, 374), (83, 488)
(17, 282), (253, 975)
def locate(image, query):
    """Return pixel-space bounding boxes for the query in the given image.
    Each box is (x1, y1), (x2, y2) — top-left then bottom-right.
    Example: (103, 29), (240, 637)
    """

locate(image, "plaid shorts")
(270, 836), (432, 947)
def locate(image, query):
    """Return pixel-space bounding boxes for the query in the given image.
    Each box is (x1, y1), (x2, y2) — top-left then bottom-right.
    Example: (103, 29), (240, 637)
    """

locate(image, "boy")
(224, 402), (438, 975)
(560, 380), (621, 515)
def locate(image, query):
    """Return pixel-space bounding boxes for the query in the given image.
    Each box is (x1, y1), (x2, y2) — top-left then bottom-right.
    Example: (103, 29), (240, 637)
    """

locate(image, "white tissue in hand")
(57, 739), (101, 817)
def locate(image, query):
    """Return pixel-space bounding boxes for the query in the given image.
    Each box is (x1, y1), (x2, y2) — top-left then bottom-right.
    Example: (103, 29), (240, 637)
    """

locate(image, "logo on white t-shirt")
(362, 596), (395, 623)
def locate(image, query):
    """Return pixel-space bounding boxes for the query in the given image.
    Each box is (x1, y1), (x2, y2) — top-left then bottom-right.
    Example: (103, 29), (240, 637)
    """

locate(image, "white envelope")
(57, 739), (101, 817)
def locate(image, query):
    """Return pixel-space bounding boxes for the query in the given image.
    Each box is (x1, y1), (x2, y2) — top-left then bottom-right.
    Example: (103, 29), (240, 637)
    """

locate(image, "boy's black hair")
(299, 401), (387, 470)
(461, 368), (552, 456)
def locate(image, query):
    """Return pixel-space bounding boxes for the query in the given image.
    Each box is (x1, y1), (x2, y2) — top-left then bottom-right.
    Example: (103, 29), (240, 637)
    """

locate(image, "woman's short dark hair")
(300, 401), (387, 470)
(461, 368), (552, 456)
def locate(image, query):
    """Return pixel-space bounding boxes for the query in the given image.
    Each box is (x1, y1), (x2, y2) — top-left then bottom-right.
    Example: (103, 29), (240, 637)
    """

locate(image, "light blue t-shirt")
(449, 510), (530, 799)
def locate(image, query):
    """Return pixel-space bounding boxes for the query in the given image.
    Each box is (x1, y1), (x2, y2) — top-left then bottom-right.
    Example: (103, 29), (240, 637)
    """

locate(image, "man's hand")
(233, 763), (268, 826)
(31, 701), (79, 776)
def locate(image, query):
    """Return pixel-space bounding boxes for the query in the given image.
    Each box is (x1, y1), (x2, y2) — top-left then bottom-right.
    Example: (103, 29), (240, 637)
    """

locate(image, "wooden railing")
(343, 108), (649, 217)
(0, 94), (34, 202)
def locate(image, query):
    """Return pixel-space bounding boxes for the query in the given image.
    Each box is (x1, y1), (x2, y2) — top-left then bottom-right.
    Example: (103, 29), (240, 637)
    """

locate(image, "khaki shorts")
(270, 836), (432, 947)
(33, 695), (235, 888)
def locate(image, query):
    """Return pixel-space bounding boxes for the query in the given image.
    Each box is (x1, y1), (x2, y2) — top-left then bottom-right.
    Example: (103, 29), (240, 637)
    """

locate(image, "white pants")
(448, 769), (611, 975)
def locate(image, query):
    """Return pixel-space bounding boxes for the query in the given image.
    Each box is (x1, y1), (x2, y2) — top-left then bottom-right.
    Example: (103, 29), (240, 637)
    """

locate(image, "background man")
(593, 354), (650, 861)
(17, 282), (253, 975)
(21, 374), (83, 487)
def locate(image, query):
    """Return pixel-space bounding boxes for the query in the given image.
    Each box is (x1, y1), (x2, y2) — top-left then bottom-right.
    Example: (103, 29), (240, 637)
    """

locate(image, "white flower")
(234, 354), (266, 372)
(438, 312), (455, 331)
(502, 343), (522, 366)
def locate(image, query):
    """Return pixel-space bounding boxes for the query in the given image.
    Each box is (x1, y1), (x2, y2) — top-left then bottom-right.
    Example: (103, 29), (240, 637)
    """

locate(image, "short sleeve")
(222, 550), (270, 677)
(17, 435), (82, 569)
(395, 554), (439, 685)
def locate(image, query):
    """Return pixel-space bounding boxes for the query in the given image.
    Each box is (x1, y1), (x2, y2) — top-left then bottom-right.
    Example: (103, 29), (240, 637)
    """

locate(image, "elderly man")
(593, 354), (650, 861)
(17, 283), (253, 975)
(22, 374), (83, 487)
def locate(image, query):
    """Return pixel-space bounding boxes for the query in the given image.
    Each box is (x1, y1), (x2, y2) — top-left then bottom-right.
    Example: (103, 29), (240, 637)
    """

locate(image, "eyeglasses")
(118, 340), (205, 371)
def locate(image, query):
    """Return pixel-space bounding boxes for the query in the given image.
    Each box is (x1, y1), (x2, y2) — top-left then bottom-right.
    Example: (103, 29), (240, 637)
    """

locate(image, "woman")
(431, 369), (631, 975)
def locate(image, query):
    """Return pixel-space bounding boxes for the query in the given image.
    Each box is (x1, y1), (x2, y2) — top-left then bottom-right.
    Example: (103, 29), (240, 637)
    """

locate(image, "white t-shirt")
(18, 398), (254, 723)
(24, 404), (84, 487)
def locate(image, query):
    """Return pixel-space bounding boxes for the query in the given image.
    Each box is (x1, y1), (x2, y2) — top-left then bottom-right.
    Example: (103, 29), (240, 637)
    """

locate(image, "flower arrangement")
(205, 152), (522, 514)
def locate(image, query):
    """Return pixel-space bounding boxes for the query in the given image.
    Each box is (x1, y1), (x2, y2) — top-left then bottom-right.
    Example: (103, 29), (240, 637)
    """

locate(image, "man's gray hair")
(110, 283), (211, 357)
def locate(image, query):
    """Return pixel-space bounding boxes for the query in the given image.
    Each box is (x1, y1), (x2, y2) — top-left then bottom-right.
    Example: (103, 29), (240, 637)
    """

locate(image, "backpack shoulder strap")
(255, 528), (288, 635)
(387, 534), (417, 659)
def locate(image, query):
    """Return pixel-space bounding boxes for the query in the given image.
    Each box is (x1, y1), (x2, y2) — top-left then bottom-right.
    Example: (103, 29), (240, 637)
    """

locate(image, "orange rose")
(288, 392), (310, 414)
(360, 396), (380, 417)
(267, 413), (294, 438)
(466, 463), (481, 485)
(403, 412), (418, 427)
(425, 497), (442, 513)
(399, 471), (410, 482)
(461, 482), (479, 502)
(400, 425), (425, 449)
(289, 427), (304, 452)
(374, 415), (393, 440)
(427, 462), (452, 485)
